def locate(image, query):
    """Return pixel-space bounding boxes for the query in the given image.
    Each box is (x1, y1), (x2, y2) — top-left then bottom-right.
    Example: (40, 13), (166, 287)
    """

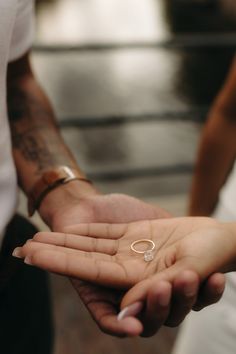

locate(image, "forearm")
(8, 54), (97, 225)
(189, 112), (236, 216)
(8, 72), (79, 190)
(190, 57), (236, 216)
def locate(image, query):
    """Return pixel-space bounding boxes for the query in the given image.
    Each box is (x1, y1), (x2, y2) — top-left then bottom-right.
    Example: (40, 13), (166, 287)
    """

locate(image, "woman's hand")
(13, 217), (235, 288)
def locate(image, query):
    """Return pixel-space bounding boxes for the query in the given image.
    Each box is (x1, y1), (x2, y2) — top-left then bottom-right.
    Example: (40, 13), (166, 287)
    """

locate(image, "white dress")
(172, 162), (236, 354)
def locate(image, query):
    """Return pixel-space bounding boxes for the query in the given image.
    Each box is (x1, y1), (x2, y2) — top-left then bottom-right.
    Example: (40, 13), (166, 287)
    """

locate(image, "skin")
(14, 217), (230, 335)
(40, 191), (177, 337)
(189, 56), (236, 216)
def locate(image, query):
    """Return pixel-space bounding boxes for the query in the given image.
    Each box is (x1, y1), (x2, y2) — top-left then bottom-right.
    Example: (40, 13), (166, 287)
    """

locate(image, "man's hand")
(40, 190), (172, 336)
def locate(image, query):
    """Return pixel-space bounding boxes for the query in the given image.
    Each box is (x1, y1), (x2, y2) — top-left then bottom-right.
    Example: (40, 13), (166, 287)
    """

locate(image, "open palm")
(50, 193), (171, 336)
(16, 217), (235, 289)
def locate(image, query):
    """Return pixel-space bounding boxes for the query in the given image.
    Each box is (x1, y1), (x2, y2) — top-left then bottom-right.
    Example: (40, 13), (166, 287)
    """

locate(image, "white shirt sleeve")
(8, 0), (35, 62)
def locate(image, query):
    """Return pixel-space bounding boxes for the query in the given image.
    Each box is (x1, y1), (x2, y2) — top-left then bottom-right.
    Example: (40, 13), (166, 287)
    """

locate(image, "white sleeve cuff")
(8, 0), (35, 62)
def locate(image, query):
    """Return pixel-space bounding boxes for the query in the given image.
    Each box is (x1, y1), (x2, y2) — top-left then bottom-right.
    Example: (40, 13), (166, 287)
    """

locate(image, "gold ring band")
(130, 239), (155, 262)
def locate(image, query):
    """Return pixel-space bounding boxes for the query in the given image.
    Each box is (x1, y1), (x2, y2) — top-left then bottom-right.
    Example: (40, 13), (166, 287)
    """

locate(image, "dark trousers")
(0, 215), (53, 354)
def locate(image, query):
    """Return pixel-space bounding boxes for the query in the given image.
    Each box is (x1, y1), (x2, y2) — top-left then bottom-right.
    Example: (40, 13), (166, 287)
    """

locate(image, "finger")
(104, 316), (143, 337)
(32, 232), (119, 255)
(72, 279), (143, 337)
(22, 249), (131, 288)
(120, 263), (186, 309)
(121, 270), (199, 332)
(165, 270), (199, 327)
(121, 278), (153, 310)
(118, 301), (144, 321)
(62, 223), (128, 239)
(140, 281), (172, 337)
(98, 302), (143, 337)
(14, 240), (111, 261)
(193, 272), (225, 311)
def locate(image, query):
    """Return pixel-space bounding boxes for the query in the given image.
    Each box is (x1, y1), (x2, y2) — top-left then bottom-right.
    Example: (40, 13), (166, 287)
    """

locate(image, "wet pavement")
(19, 1), (236, 353)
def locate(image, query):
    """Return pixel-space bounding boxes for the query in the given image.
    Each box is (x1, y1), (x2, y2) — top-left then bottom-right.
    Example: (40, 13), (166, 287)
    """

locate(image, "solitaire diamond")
(144, 250), (154, 262)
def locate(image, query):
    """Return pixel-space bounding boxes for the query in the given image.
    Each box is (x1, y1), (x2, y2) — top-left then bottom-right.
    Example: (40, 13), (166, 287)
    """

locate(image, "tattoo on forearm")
(8, 88), (57, 124)
(11, 129), (61, 172)
(8, 85), (75, 173)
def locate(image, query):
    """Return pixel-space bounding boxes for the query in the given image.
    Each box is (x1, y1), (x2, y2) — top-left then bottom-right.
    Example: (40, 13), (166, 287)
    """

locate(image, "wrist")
(27, 165), (97, 218)
(38, 178), (98, 227)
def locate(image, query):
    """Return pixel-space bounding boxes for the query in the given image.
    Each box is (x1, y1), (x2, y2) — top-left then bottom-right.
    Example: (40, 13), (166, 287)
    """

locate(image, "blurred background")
(18, 0), (236, 353)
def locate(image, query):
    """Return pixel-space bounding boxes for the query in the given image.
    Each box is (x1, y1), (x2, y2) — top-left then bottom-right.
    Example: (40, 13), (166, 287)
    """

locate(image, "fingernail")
(24, 256), (33, 266)
(12, 248), (22, 259)
(117, 301), (143, 321)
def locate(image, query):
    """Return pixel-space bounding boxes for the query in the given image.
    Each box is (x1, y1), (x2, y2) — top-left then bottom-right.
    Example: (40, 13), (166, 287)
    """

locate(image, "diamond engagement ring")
(130, 239), (156, 262)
